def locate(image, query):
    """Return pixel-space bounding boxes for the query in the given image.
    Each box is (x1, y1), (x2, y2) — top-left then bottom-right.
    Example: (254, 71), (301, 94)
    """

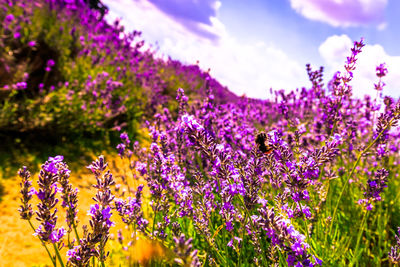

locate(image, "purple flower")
(49, 227), (66, 243)
(44, 162), (58, 174)
(36, 189), (46, 200)
(42, 156), (64, 174)
(301, 205), (312, 218)
(181, 114), (204, 131)
(136, 162), (147, 175)
(327, 133), (342, 147)
(226, 220), (234, 231)
(33, 225), (43, 237)
(102, 206), (112, 220)
(116, 143), (126, 156)
(67, 246), (81, 261)
(15, 82), (27, 90)
(5, 14), (14, 23)
(47, 59), (55, 67)
(314, 256), (323, 265)
(377, 144), (386, 157)
(291, 240), (305, 256)
(369, 180), (377, 187)
(359, 168), (389, 210)
(120, 132), (130, 143)
(376, 63), (388, 78)
(18, 167), (34, 220)
(88, 203), (100, 217)
(49, 155), (64, 163)
(389, 227), (400, 264)
(258, 198), (268, 207)
(45, 59), (55, 72)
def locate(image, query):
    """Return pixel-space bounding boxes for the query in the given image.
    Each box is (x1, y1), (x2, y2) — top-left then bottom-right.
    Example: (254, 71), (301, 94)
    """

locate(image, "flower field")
(1, 0), (400, 266)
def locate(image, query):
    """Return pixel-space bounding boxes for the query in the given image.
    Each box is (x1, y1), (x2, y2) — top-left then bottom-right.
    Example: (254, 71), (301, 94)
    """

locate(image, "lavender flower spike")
(18, 166), (34, 220)
(389, 228), (400, 264)
(34, 156), (64, 243)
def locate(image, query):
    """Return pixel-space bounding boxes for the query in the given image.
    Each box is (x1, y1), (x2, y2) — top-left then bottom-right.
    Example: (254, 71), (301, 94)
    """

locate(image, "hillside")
(0, 0), (237, 177)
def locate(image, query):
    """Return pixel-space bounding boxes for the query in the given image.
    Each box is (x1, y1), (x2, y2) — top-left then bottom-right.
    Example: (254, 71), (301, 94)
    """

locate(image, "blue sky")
(103, 0), (400, 99)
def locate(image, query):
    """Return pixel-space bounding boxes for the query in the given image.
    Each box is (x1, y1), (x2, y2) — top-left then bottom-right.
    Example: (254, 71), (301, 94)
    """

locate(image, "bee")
(255, 132), (274, 155)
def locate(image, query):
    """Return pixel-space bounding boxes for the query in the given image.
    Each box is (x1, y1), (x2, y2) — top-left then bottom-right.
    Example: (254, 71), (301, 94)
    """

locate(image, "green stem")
(53, 243), (65, 267)
(298, 204), (310, 242)
(322, 92), (344, 202)
(152, 198), (160, 237)
(28, 220), (56, 266)
(99, 246), (105, 267)
(371, 84), (381, 131)
(350, 210), (369, 266)
(237, 213), (248, 267)
(201, 198), (225, 265)
(72, 222), (81, 245)
(237, 197), (269, 264)
(323, 181), (331, 254)
(206, 237), (226, 265)
(222, 227), (228, 265)
(329, 117), (395, 236)
(218, 165), (266, 263)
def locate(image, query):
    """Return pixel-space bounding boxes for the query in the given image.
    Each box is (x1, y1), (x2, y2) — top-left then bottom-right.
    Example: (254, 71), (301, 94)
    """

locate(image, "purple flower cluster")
(173, 234), (200, 266)
(45, 59), (55, 72)
(18, 155), (121, 266)
(110, 41), (400, 263)
(114, 83), (343, 265)
(114, 184), (148, 233)
(256, 205), (321, 266)
(34, 156), (67, 244)
(116, 132), (131, 158)
(57, 161), (79, 230)
(389, 228), (400, 264)
(18, 167), (34, 220)
(374, 63), (388, 91)
(358, 168), (389, 210)
(67, 156), (116, 265)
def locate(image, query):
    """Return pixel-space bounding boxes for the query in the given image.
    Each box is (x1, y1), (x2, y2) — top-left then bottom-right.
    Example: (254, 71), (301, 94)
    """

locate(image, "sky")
(102, 0), (400, 99)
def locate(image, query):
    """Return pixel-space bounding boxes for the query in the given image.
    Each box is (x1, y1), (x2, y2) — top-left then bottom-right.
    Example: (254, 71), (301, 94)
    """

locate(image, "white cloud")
(319, 34), (400, 98)
(147, 0), (222, 40)
(103, 0), (308, 99)
(290, 0), (388, 28)
(318, 35), (353, 71)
